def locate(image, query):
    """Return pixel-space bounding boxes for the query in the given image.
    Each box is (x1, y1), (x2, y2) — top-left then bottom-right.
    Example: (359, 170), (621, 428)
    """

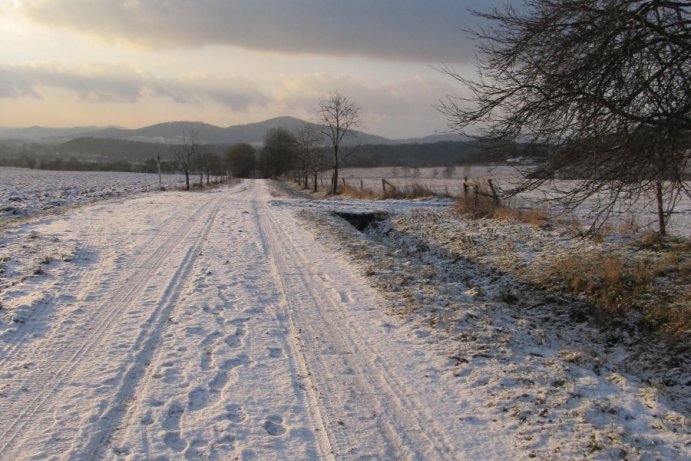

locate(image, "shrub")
(340, 184), (378, 200)
(455, 188), (548, 226)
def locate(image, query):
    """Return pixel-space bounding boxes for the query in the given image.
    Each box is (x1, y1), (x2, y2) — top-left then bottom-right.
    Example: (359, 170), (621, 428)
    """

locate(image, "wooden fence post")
(487, 179), (500, 205)
(381, 179), (397, 196)
(463, 176), (469, 204)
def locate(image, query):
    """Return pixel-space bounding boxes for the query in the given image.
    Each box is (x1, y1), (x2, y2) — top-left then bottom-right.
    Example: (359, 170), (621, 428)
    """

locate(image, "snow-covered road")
(0, 180), (504, 460)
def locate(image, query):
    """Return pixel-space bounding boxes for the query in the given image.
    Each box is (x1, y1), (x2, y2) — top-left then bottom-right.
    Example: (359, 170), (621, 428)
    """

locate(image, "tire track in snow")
(0, 193), (224, 458)
(0, 197), (201, 369)
(98, 185), (251, 460)
(70, 193), (226, 461)
(255, 184), (454, 460)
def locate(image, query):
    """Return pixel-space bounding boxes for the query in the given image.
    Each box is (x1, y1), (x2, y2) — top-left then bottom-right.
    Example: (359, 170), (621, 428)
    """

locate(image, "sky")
(0, 0), (506, 139)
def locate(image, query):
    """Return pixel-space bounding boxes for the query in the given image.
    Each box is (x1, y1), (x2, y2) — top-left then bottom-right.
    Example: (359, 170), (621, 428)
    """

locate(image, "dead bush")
(340, 184), (379, 200)
(455, 191), (548, 227)
(381, 182), (444, 199)
(404, 183), (438, 198)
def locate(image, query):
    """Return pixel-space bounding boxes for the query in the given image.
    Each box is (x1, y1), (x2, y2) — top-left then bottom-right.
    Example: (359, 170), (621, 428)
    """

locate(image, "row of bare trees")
(172, 130), (259, 190)
(173, 91), (362, 194)
(252, 91), (363, 193)
(440, 0), (690, 235)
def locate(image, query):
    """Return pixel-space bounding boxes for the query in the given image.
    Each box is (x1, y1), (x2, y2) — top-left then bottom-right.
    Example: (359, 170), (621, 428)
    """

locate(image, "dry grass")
(382, 182), (442, 199)
(548, 253), (653, 314)
(545, 246), (690, 338)
(340, 182), (446, 200)
(455, 192), (548, 227)
(340, 184), (379, 199)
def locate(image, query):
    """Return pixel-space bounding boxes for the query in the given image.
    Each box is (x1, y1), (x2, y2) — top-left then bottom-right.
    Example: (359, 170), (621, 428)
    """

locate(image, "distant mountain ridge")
(0, 117), (466, 145)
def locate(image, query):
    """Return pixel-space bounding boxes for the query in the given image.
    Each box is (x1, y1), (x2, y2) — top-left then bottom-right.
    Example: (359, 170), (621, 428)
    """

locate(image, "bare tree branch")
(439, 0), (691, 234)
(319, 91), (362, 194)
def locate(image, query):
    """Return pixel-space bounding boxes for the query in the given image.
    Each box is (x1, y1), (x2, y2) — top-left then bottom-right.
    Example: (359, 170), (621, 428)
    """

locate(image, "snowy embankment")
(0, 178), (688, 460)
(305, 204), (690, 459)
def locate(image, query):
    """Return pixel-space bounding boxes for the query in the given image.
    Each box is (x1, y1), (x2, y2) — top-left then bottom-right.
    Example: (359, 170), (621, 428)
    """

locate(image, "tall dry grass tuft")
(455, 190), (548, 226)
(545, 248), (690, 337)
(340, 184), (379, 199)
(342, 182), (447, 200)
(396, 183), (442, 199)
(548, 253), (652, 314)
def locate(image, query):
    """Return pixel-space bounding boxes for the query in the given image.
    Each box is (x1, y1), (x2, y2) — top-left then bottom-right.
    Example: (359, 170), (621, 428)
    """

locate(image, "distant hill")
(0, 117), (455, 145)
(86, 116), (391, 146)
(0, 126), (106, 143)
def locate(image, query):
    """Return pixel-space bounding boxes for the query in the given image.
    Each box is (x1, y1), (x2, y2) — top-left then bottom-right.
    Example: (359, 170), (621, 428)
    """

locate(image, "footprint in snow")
(223, 404), (247, 423)
(263, 416), (286, 436)
(268, 347), (282, 358)
(188, 387), (209, 412)
(162, 401), (184, 431)
(164, 431), (186, 452)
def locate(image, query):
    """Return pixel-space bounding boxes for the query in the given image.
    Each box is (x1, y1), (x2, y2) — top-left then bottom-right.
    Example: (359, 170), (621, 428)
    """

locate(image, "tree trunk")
(656, 181), (666, 236)
(331, 146), (340, 194)
(313, 171), (318, 192)
(331, 168), (339, 195)
(185, 170), (190, 191)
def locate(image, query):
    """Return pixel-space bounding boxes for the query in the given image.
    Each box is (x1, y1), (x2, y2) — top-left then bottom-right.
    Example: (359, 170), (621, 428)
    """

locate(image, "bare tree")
(172, 130), (199, 191)
(319, 91), (362, 194)
(439, 0), (690, 235)
(197, 150), (221, 186)
(225, 143), (256, 178)
(259, 127), (299, 178)
(294, 123), (323, 191)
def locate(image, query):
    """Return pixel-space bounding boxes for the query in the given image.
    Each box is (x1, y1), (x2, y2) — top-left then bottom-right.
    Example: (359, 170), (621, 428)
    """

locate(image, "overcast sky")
(1, 0), (508, 138)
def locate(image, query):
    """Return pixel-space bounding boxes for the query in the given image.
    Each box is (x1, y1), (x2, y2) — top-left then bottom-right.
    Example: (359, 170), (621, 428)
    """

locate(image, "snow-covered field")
(339, 166), (691, 237)
(0, 167), (186, 222)
(0, 177), (688, 460)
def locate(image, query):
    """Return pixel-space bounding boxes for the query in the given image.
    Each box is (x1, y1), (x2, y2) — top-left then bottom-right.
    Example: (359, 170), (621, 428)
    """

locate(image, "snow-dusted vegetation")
(303, 192), (690, 460)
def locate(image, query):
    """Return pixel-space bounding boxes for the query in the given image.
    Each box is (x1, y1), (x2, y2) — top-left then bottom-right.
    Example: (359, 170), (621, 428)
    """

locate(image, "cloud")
(269, 72), (460, 135)
(0, 63), (270, 110)
(275, 72), (459, 116)
(18, 0), (493, 62)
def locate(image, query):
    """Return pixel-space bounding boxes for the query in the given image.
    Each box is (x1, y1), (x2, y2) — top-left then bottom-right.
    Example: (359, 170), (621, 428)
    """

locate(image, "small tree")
(319, 91), (362, 194)
(259, 127), (299, 178)
(172, 130), (199, 191)
(197, 151), (220, 185)
(225, 143), (256, 178)
(294, 123), (323, 190)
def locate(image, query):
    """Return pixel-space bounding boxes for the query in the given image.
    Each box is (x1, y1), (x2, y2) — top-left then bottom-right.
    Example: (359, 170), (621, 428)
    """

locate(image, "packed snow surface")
(0, 178), (688, 460)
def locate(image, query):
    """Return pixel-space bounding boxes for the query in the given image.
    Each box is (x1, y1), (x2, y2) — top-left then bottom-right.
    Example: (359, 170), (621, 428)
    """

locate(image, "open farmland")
(339, 166), (691, 237)
(0, 167), (187, 223)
